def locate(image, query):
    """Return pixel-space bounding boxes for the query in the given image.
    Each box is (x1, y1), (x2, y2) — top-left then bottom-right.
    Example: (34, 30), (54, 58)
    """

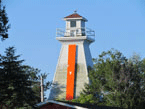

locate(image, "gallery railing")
(56, 27), (95, 40)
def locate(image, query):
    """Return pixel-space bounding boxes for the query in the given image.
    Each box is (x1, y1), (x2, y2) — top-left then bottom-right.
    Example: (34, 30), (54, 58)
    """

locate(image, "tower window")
(70, 21), (76, 27)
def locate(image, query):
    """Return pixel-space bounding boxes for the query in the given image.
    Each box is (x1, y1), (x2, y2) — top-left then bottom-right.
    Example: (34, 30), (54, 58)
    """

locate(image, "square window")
(70, 21), (76, 27)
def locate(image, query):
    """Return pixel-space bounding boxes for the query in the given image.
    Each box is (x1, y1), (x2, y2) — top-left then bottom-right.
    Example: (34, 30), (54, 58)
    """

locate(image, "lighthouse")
(49, 11), (95, 100)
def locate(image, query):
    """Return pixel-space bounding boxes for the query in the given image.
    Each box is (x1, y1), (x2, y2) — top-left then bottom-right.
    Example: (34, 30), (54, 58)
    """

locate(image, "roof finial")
(74, 10), (77, 13)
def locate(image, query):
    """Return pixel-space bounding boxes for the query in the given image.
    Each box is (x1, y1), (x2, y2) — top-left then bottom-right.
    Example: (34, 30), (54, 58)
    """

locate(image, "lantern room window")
(70, 21), (76, 27)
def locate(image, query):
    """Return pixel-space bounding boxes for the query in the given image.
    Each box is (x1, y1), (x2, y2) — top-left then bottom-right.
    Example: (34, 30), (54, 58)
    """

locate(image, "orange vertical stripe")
(66, 44), (76, 100)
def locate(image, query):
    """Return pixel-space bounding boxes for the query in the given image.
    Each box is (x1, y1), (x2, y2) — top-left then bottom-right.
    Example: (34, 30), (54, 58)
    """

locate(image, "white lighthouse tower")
(49, 11), (95, 100)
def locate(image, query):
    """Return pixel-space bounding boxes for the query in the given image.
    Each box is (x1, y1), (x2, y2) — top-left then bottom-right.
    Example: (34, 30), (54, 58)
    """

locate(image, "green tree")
(0, 47), (37, 108)
(73, 49), (145, 108)
(23, 65), (52, 103)
(0, 0), (10, 40)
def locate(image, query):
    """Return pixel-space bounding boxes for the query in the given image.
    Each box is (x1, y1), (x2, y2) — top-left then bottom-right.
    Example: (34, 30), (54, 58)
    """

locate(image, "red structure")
(66, 45), (76, 100)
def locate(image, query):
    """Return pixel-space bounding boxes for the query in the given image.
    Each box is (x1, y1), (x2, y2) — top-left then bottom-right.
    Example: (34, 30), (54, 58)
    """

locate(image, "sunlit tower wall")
(49, 11), (95, 100)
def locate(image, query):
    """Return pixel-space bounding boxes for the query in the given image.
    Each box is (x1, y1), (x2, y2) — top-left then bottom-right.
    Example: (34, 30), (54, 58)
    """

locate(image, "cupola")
(63, 11), (88, 37)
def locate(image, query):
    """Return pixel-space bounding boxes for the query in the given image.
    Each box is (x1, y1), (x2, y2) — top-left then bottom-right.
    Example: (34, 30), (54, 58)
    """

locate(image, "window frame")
(70, 21), (76, 27)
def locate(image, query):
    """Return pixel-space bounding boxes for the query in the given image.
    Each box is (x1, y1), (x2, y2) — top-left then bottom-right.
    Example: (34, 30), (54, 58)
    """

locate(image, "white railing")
(56, 27), (95, 40)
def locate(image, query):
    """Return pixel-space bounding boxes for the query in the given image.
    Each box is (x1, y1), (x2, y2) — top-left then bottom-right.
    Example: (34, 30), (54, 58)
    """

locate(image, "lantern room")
(63, 11), (87, 36)
(56, 11), (95, 39)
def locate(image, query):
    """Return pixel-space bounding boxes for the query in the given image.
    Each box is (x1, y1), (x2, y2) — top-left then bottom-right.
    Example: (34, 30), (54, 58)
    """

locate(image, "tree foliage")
(23, 65), (52, 102)
(73, 49), (145, 108)
(0, 0), (10, 40)
(0, 47), (36, 108)
(0, 47), (51, 108)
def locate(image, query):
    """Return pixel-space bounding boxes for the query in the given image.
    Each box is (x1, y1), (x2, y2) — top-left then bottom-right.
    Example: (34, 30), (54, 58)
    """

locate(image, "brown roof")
(65, 13), (82, 18)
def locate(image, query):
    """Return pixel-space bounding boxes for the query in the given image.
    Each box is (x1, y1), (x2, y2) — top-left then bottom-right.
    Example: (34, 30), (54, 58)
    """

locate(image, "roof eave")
(35, 100), (87, 109)
(63, 17), (88, 22)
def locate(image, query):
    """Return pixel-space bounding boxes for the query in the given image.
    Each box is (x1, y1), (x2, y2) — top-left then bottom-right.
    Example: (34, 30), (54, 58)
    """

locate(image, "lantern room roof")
(65, 13), (82, 18)
(64, 12), (88, 21)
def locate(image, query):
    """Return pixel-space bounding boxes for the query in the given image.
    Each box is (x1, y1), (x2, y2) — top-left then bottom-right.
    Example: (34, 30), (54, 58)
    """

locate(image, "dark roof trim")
(35, 100), (87, 109)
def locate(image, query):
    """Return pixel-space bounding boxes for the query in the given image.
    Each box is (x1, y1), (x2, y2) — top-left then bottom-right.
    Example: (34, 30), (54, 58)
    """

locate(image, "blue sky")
(1, 0), (145, 98)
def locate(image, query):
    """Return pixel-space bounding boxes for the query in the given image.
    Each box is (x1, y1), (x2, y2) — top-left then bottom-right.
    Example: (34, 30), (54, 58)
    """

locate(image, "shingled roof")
(64, 12), (88, 21)
(65, 13), (82, 18)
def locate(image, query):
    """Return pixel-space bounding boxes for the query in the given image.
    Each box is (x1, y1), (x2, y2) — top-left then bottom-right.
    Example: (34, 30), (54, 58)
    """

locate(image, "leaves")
(0, 0), (10, 40)
(73, 49), (145, 108)
(0, 47), (52, 108)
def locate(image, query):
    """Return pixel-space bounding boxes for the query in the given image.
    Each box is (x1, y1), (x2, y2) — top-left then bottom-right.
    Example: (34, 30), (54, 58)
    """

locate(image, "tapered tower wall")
(49, 37), (94, 100)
